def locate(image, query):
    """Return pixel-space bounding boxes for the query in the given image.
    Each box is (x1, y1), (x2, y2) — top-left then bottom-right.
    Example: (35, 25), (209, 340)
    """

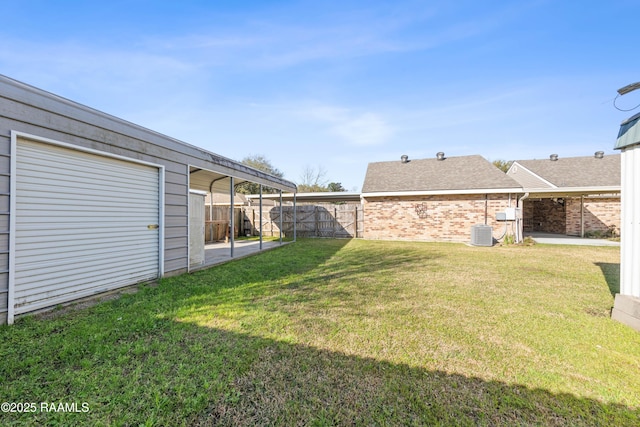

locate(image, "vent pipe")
(400, 154), (409, 163)
(436, 152), (445, 161)
(595, 151), (604, 159)
(550, 154), (558, 161)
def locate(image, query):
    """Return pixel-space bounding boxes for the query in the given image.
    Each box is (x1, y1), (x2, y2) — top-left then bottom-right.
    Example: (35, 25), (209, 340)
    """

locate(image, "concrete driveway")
(528, 232), (620, 247)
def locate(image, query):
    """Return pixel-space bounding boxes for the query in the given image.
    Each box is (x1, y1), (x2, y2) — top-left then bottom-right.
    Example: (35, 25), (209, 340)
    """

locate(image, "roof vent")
(550, 154), (558, 161)
(595, 151), (604, 159)
(401, 154), (409, 163)
(436, 152), (445, 161)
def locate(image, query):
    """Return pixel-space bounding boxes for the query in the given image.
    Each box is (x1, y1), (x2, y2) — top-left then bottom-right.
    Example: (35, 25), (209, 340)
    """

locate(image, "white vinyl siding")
(12, 138), (161, 314)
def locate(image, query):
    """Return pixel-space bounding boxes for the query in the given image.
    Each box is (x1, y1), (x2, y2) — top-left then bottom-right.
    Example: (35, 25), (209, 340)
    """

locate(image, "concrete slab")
(191, 239), (291, 271)
(612, 294), (640, 332)
(528, 232), (620, 247)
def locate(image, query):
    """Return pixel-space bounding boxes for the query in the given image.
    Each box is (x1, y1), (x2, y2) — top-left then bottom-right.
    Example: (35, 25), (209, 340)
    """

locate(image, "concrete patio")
(193, 239), (292, 270)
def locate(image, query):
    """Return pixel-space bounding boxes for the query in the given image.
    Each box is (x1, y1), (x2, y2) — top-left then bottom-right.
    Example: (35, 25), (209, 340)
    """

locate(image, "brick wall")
(362, 194), (515, 242)
(529, 199), (566, 234)
(565, 197), (620, 236)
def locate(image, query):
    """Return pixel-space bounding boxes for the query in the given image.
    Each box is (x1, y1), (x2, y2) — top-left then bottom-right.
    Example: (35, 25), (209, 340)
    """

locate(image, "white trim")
(9, 130), (165, 322)
(360, 185), (620, 199)
(361, 188), (523, 198)
(8, 133), (17, 324)
(522, 186), (620, 196)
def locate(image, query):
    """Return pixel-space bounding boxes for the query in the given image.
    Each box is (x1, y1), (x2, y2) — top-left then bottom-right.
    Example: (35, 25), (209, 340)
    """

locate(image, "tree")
(492, 159), (513, 173)
(297, 165), (329, 192)
(327, 182), (346, 192)
(236, 154), (284, 194)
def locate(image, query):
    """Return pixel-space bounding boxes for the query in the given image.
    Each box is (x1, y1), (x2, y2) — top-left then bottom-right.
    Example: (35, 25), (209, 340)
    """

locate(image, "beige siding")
(0, 75), (294, 323)
(507, 163), (552, 188)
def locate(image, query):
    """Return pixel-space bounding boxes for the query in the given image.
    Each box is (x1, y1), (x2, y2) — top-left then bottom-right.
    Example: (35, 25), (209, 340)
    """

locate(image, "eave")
(361, 188), (524, 198)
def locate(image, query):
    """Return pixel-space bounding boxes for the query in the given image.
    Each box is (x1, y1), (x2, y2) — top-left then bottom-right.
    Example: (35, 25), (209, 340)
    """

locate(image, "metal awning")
(189, 166), (296, 194)
(247, 191), (361, 204)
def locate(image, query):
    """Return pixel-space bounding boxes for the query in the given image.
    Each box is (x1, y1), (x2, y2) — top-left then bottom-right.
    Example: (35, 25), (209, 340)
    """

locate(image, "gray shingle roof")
(362, 155), (521, 193)
(511, 154), (620, 188)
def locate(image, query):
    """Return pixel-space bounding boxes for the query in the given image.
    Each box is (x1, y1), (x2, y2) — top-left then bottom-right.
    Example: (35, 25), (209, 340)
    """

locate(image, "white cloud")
(332, 112), (393, 146)
(301, 105), (392, 146)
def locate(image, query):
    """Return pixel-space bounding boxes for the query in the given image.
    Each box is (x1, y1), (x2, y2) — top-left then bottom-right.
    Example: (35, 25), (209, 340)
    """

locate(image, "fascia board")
(524, 186), (620, 196)
(361, 188), (524, 198)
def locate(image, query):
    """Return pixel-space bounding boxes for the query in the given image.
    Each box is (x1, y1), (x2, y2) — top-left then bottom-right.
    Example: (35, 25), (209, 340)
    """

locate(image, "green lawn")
(1, 239), (639, 426)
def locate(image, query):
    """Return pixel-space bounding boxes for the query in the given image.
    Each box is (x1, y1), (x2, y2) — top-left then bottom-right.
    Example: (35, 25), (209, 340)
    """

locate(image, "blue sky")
(2, 0), (640, 191)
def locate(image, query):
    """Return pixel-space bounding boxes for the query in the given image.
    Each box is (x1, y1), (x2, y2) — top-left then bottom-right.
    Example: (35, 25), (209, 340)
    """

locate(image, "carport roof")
(189, 165), (296, 194)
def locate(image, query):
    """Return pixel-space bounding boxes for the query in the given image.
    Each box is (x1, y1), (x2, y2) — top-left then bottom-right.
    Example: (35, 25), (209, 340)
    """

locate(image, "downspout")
(517, 192), (529, 243)
(484, 194), (488, 225)
(580, 195), (585, 238)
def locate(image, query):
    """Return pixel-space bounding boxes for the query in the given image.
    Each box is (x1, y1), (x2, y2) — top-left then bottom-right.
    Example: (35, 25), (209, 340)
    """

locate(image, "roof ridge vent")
(400, 154), (409, 163)
(595, 151), (604, 159)
(436, 152), (445, 161)
(550, 154), (558, 161)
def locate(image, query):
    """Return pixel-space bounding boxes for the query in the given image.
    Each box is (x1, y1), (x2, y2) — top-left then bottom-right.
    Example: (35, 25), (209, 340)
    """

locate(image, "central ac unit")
(471, 224), (493, 246)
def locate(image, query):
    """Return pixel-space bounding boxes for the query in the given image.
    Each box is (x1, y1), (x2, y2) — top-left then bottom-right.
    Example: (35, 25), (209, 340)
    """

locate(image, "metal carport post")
(230, 177), (234, 258)
(279, 190), (283, 243)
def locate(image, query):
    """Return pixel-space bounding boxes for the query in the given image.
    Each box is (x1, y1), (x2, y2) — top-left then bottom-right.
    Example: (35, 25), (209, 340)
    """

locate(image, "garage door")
(12, 138), (162, 314)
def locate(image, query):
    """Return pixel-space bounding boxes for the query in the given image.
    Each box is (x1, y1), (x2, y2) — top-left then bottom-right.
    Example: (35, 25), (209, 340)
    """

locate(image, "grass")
(1, 238), (639, 426)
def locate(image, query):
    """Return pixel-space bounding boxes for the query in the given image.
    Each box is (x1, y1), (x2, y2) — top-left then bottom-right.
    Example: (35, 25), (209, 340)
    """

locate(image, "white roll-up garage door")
(12, 137), (162, 315)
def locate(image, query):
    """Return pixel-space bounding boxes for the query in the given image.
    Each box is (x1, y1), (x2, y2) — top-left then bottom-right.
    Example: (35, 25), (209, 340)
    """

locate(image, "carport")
(519, 188), (620, 238)
(188, 166), (297, 270)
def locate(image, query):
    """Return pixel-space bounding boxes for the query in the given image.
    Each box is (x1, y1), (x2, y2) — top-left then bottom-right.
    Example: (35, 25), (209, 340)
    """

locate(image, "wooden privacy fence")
(243, 204), (363, 238)
(205, 206), (243, 242)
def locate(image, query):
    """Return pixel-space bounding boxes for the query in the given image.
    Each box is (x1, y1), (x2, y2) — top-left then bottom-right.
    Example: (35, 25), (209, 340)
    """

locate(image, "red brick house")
(506, 153), (620, 237)
(361, 153), (523, 243)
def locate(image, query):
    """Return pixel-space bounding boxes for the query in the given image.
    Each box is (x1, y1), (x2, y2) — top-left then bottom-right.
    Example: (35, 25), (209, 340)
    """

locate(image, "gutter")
(361, 188), (524, 198)
(522, 186), (620, 197)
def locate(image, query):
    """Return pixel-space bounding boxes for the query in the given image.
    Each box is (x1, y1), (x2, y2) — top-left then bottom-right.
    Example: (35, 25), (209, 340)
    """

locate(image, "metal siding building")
(612, 112), (640, 331)
(0, 75), (296, 324)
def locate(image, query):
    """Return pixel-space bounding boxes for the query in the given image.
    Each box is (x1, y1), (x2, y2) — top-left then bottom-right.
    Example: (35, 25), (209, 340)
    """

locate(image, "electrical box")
(505, 207), (516, 221)
(496, 208), (516, 222)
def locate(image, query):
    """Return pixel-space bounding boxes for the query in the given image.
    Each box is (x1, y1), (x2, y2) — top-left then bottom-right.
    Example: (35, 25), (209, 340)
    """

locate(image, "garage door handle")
(147, 224), (159, 230)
